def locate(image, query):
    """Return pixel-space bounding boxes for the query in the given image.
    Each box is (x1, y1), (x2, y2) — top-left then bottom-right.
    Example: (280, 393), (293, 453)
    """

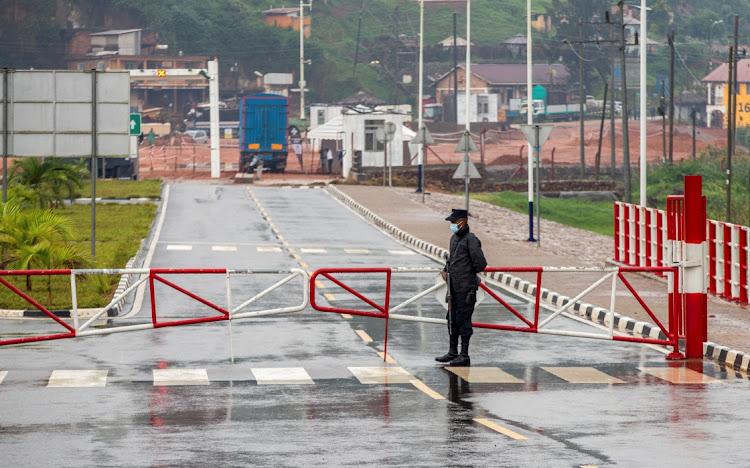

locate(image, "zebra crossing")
(0, 365), (742, 388)
(161, 243), (415, 256)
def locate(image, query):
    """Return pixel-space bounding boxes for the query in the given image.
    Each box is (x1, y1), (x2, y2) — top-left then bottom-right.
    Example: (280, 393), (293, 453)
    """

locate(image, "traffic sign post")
(129, 113), (141, 136)
(454, 130), (480, 212)
(414, 125), (435, 201)
(520, 124), (553, 247)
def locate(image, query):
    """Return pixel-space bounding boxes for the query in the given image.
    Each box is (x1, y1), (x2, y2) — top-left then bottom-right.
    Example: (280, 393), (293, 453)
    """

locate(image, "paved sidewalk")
(335, 185), (750, 367)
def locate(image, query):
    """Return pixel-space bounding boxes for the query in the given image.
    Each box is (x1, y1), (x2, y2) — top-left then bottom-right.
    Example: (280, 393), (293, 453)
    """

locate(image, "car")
(184, 129), (208, 144)
(614, 101), (622, 115)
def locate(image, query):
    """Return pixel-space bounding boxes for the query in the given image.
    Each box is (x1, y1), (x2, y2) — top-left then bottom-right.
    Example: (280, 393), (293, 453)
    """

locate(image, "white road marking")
(47, 370), (108, 388)
(348, 366), (413, 384)
(251, 367), (314, 385)
(257, 246), (282, 252)
(542, 367), (625, 384)
(446, 367), (524, 383)
(388, 249), (416, 255)
(212, 246), (237, 252)
(345, 249), (370, 254)
(153, 368), (210, 386)
(0, 371), (8, 385)
(638, 367), (719, 384)
(167, 245), (192, 251)
(300, 248), (327, 253)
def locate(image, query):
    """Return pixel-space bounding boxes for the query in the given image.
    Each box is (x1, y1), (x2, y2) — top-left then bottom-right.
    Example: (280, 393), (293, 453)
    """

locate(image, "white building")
(456, 93), (499, 124)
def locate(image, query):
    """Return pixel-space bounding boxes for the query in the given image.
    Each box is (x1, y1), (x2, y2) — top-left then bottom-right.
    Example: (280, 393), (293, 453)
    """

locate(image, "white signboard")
(0, 70), (130, 157)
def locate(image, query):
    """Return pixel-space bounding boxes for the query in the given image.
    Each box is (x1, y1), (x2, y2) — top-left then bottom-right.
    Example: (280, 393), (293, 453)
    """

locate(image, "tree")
(9, 159), (86, 209)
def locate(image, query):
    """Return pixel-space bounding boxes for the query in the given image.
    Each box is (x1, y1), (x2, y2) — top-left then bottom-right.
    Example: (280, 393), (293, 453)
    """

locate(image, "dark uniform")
(437, 209), (487, 366)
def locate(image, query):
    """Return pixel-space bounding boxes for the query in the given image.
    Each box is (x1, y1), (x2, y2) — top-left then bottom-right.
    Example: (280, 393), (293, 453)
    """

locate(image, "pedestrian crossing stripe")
(47, 370), (108, 388)
(348, 366), (413, 384)
(251, 367), (314, 385)
(542, 367), (625, 384)
(0, 371), (7, 385)
(446, 366), (524, 384)
(167, 245), (192, 251)
(211, 246), (237, 252)
(152, 368), (210, 386)
(638, 366), (719, 384)
(345, 249), (370, 254)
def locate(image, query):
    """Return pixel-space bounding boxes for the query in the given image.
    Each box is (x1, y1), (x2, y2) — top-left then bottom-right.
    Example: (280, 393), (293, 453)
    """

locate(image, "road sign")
(520, 124), (554, 149)
(454, 131), (479, 153)
(414, 125), (435, 145)
(375, 122), (397, 143)
(129, 113), (141, 136)
(452, 157), (481, 179)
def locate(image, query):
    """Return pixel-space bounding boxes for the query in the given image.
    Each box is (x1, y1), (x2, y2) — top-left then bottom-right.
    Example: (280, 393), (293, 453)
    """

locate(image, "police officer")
(436, 208), (487, 367)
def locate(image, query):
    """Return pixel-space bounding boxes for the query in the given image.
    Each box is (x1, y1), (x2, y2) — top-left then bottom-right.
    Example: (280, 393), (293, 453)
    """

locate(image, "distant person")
(436, 209), (487, 367)
(138, 132), (144, 145)
(147, 128), (155, 146)
(326, 148), (333, 174)
(650, 104), (656, 119)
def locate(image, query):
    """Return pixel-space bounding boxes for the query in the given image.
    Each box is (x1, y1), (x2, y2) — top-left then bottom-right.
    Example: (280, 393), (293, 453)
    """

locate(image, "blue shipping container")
(239, 94), (289, 173)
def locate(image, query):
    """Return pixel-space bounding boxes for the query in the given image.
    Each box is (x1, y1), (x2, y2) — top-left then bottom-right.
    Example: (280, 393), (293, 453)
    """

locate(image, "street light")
(708, 19), (723, 71)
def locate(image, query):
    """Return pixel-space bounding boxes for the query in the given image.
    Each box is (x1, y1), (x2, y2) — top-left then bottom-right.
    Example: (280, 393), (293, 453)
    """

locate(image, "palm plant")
(9, 158), (86, 208)
(0, 200), (89, 299)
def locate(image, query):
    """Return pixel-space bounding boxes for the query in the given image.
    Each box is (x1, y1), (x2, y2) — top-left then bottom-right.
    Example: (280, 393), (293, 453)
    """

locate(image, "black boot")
(435, 335), (459, 363)
(449, 338), (470, 366)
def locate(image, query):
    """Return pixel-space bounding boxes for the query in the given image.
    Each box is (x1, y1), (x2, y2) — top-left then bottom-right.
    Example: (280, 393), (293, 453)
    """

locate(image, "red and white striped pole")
(683, 175), (707, 358)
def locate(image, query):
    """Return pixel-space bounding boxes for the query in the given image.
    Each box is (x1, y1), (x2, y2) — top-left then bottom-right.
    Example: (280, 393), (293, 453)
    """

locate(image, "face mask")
(450, 223), (460, 233)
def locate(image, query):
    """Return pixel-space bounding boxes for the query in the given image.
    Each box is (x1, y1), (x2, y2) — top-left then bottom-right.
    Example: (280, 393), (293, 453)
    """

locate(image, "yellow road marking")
(315, 281), (325, 289)
(282, 241), (289, 246)
(473, 418), (528, 440)
(300, 262), (309, 268)
(293, 254), (301, 260)
(323, 293), (336, 301)
(410, 379), (445, 400)
(277, 235), (284, 240)
(377, 352), (398, 364)
(266, 217), (272, 221)
(354, 329), (372, 342)
(307, 270), (315, 276)
(287, 247), (295, 253)
(269, 222), (275, 227)
(272, 228), (280, 234)
(341, 314), (352, 319)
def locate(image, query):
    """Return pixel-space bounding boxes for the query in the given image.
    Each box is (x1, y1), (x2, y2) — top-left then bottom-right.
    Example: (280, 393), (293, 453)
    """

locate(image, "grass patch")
(76, 179), (162, 199)
(473, 192), (615, 237)
(0, 203), (157, 310)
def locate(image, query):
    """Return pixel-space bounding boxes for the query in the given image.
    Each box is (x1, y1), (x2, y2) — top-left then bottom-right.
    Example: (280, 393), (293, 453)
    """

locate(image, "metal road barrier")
(309, 265), (683, 360)
(0, 268), (308, 347)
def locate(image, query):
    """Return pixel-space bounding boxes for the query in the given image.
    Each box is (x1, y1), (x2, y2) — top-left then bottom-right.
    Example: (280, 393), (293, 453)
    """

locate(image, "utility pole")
(727, 46), (734, 223)
(668, 30), (675, 164)
(610, 18), (616, 178)
(661, 79), (666, 161)
(618, 0), (631, 202)
(299, 0), (312, 120)
(394, 6), (400, 105)
(732, 15), (739, 158)
(691, 108), (696, 160)
(353, 0), (365, 77)
(453, 13), (458, 123)
(579, 17), (585, 178)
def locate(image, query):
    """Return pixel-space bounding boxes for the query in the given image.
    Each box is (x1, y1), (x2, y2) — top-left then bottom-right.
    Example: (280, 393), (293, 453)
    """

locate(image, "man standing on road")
(436, 209), (487, 367)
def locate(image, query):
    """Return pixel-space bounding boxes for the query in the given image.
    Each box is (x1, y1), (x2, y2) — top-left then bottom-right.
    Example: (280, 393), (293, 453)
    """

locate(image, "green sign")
(129, 113), (142, 136)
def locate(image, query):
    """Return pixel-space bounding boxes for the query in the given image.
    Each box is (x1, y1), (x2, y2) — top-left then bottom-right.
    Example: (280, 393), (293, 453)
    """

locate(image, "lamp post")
(708, 19), (723, 72)
(526, 0), (535, 241)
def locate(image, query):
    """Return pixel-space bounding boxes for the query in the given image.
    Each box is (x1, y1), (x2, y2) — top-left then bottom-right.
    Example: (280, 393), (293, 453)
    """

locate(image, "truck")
(239, 94), (289, 173)
(520, 99), (585, 122)
(520, 85), (585, 122)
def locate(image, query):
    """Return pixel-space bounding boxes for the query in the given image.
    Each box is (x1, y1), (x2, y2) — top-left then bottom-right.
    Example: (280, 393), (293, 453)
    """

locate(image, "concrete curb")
(704, 342), (750, 374)
(326, 184), (668, 343)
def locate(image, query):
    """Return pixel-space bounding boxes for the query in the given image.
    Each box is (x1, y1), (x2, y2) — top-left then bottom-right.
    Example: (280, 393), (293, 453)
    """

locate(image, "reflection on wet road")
(1, 184), (748, 467)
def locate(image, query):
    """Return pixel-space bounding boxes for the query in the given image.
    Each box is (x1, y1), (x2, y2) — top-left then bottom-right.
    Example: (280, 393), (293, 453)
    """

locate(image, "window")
(365, 120), (385, 152)
(77, 63), (84, 71)
(506, 88), (514, 104)
(478, 96), (489, 114)
(97, 61), (105, 71)
(317, 109), (325, 126)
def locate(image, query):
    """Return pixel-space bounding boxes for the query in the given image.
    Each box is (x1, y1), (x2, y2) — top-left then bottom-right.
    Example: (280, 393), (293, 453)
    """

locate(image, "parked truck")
(239, 94), (289, 173)
(520, 99), (585, 122)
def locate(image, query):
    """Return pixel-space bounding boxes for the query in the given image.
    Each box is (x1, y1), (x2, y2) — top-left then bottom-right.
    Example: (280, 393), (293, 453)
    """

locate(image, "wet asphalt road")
(1, 183), (749, 467)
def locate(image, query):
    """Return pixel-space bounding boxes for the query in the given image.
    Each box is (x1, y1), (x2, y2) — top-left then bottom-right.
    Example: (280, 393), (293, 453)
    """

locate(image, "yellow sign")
(157, 69), (166, 77)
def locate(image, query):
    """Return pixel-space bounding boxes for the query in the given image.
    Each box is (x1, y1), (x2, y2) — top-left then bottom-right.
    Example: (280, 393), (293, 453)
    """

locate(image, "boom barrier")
(309, 266), (682, 359)
(0, 268), (308, 346)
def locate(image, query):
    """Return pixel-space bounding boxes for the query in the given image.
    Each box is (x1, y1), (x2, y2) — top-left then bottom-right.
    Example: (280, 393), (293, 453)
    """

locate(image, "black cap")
(445, 209), (470, 222)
